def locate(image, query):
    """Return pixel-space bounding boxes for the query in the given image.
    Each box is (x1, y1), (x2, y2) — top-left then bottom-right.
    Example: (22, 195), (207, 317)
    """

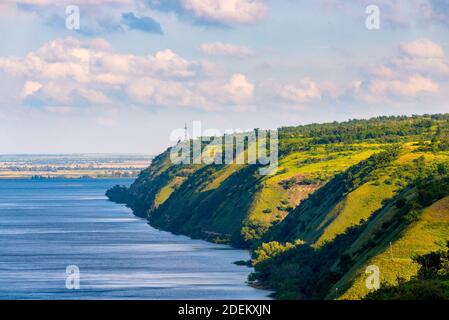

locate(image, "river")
(0, 179), (270, 299)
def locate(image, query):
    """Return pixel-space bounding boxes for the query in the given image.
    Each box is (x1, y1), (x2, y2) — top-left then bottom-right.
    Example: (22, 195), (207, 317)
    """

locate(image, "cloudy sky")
(0, 0), (448, 154)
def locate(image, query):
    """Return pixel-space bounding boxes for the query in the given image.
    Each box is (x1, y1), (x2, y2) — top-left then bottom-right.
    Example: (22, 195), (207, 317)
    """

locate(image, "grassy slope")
(252, 146), (449, 299)
(125, 141), (384, 246)
(247, 146), (381, 234)
(150, 164), (255, 241)
(264, 146), (395, 245)
(315, 181), (396, 246)
(335, 195), (449, 299)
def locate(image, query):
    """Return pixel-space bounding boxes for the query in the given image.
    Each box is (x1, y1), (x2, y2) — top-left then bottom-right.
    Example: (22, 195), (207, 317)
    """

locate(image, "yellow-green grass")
(154, 177), (186, 207)
(393, 150), (447, 165)
(246, 147), (383, 229)
(248, 183), (287, 225)
(248, 183), (319, 225)
(274, 149), (382, 183)
(315, 182), (397, 247)
(337, 196), (449, 300)
(153, 156), (173, 177)
(202, 165), (240, 192)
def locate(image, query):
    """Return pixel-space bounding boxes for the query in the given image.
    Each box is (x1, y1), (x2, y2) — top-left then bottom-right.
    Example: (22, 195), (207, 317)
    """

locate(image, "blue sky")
(0, 0), (448, 154)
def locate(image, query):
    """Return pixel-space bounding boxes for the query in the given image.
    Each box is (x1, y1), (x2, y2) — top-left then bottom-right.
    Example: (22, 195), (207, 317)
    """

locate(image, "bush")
(279, 177), (297, 189)
(252, 240), (305, 265)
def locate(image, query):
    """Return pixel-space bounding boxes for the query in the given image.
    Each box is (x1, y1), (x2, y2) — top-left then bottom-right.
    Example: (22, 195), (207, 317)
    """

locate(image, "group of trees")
(280, 114), (446, 142)
(278, 114), (449, 157)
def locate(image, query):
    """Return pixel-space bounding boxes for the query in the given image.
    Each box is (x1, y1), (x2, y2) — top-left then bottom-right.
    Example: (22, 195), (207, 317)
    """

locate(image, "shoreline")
(106, 197), (275, 298)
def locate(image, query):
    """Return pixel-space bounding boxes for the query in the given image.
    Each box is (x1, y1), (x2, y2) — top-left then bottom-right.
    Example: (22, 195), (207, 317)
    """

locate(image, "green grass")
(315, 182), (397, 246)
(336, 196), (449, 300)
(248, 145), (384, 231)
(154, 176), (186, 207)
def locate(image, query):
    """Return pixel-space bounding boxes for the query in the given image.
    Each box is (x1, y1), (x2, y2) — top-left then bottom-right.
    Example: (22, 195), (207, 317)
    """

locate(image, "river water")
(0, 179), (270, 299)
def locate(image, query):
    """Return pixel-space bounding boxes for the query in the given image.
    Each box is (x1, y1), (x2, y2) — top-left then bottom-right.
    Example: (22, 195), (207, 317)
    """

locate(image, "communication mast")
(184, 123), (188, 141)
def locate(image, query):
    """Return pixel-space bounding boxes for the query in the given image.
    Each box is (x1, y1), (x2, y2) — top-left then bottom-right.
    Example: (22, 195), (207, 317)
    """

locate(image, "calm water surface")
(0, 179), (270, 299)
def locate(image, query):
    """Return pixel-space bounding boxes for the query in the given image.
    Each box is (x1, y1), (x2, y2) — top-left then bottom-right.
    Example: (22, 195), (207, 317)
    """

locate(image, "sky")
(0, 0), (448, 154)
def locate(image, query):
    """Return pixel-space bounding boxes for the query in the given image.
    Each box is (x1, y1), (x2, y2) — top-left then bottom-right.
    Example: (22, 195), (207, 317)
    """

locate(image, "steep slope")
(106, 114), (449, 299)
(109, 141), (384, 246)
(107, 146), (210, 218)
(365, 240), (449, 300)
(264, 146), (400, 246)
(334, 195), (449, 299)
(149, 145), (382, 246)
(250, 147), (449, 299)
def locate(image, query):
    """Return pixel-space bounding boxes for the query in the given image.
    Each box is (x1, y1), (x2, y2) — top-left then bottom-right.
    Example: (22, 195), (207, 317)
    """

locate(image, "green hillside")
(107, 113), (449, 299)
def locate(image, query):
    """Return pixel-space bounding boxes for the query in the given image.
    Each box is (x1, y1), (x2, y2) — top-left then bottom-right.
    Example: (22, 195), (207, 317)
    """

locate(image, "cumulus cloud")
(148, 0), (267, 25)
(356, 39), (447, 103)
(391, 39), (449, 76)
(223, 74), (254, 103)
(182, 0), (267, 24)
(126, 77), (209, 108)
(199, 42), (254, 57)
(399, 39), (445, 59)
(279, 79), (321, 103)
(0, 37), (255, 111)
(21, 81), (43, 98)
(126, 73), (255, 110)
(361, 75), (439, 102)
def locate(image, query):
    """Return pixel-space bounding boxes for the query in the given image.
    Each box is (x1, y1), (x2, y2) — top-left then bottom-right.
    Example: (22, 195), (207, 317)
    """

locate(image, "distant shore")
(0, 154), (152, 180)
(0, 175), (139, 180)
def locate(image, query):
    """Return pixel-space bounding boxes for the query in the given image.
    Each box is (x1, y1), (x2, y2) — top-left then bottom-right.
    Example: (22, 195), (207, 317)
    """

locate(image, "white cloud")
(126, 77), (209, 109)
(392, 39), (449, 76)
(357, 39), (447, 103)
(126, 73), (254, 110)
(199, 42), (254, 57)
(0, 37), (254, 111)
(280, 79), (321, 103)
(182, 0), (267, 24)
(361, 75), (439, 102)
(223, 74), (254, 104)
(21, 81), (43, 98)
(399, 39), (445, 59)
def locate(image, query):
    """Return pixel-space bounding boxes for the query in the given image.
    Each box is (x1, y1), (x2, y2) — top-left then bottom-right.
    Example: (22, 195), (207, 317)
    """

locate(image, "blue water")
(0, 179), (270, 300)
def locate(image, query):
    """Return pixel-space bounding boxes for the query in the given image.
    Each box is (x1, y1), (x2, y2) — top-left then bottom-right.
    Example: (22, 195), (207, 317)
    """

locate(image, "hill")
(107, 113), (449, 299)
